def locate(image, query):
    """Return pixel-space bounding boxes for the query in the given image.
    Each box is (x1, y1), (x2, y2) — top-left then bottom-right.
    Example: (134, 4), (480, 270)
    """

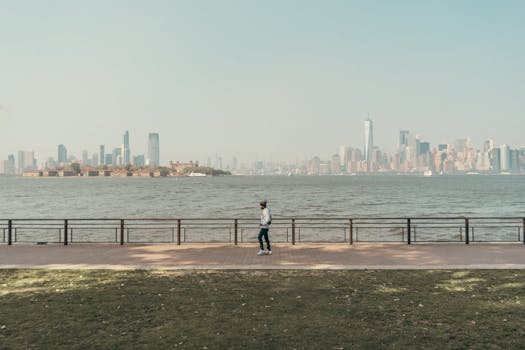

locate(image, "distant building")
(99, 145), (105, 165)
(91, 153), (99, 167)
(58, 144), (67, 164)
(121, 131), (131, 165)
(319, 162), (331, 175)
(484, 139), (495, 152)
(17, 150), (25, 174)
(331, 154), (341, 174)
(307, 156), (321, 175)
(133, 155), (145, 166)
(105, 154), (113, 166)
(491, 148), (501, 172)
(500, 144), (510, 171)
(112, 148), (121, 166)
(169, 161), (195, 174)
(45, 157), (57, 170)
(147, 133), (160, 167)
(22, 170), (42, 177)
(510, 149), (520, 172)
(399, 130), (410, 164)
(363, 119), (374, 170)
(24, 151), (36, 170)
(3, 154), (15, 175)
(82, 150), (89, 165)
(455, 139), (468, 153)
(338, 145), (347, 167)
(475, 151), (491, 171)
(419, 142), (430, 155)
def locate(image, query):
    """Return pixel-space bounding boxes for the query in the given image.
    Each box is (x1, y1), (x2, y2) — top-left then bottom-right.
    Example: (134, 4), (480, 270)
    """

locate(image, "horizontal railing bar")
(4, 221), (523, 227)
(2, 216), (525, 221)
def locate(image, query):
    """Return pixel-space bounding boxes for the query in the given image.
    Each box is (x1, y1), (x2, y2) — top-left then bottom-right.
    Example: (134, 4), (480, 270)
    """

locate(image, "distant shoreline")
(2, 173), (524, 179)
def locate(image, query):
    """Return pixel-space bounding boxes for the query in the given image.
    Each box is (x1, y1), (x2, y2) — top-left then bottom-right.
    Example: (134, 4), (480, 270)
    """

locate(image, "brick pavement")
(1, 243), (525, 269)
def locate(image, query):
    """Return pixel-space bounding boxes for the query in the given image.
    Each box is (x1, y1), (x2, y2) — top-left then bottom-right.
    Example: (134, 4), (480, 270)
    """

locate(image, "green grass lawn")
(1, 270), (524, 349)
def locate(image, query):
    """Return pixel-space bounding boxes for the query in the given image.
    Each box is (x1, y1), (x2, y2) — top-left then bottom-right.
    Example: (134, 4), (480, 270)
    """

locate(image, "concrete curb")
(3, 264), (525, 270)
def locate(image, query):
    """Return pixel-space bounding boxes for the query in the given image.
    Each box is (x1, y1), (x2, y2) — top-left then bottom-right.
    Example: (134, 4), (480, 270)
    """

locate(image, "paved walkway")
(1, 243), (525, 269)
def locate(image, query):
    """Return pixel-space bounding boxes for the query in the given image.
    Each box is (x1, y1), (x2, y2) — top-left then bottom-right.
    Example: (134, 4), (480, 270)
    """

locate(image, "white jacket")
(260, 208), (272, 229)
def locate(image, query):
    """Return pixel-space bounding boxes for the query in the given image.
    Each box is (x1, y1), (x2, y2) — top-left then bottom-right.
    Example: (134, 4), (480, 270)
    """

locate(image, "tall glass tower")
(148, 133), (160, 167)
(58, 144), (68, 164)
(500, 144), (510, 171)
(99, 145), (105, 165)
(399, 130), (409, 163)
(122, 131), (131, 165)
(364, 119), (374, 168)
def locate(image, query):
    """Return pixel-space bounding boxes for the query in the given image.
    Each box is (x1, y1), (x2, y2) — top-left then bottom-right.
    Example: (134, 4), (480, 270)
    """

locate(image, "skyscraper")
(24, 151), (36, 170)
(121, 130), (131, 165)
(112, 148), (122, 166)
(364, 118), (374, 169)
(399, 130), (409, 149)
(484, 139), (495, 152)
(91, 153), (99, 167)
(133, 155), (145, 166)
(58, 144), (67, 164)
(147, 133), (160, 167)
(338, 145), (347, 167)
(438, 144), (448, 152)
(491, 148), (501, 172)
(82, 150), (89, 165)
(2, 154), (15, 175)
(399, 130), (410, 163)
(17, 151), (25, 174)
(455, 139), (468, 153)
(419, 142), (430, 155)
(500, 144), (510, 171)
(99, 145), (105, 166)
(510, 149), (520, 172)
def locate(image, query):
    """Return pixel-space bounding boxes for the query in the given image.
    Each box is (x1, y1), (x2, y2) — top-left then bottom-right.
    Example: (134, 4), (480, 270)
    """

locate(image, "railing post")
(523, 218), (525, 244)
(349, 219), (353, 245)
(292, 219), (296, 245)
(177, 219), (181, 246)
(64, 220), (68, 246)
(8, 220), (12, 246)
(120, 220), (124, 245)
(407, 218), (411, 245)
(234, 219), (238, 245)
(465, 218), (469, 244)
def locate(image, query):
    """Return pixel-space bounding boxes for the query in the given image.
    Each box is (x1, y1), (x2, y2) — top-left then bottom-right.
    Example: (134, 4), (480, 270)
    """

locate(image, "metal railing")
(1, 217), (525, 245)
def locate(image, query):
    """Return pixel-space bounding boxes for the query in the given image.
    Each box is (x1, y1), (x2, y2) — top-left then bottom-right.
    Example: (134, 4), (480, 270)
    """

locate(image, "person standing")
(257, 200), (272, 255)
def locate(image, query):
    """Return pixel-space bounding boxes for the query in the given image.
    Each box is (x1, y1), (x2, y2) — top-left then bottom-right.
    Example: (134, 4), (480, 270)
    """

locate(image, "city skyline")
(2, 119), (525, 175)
(1, 1), (525, 162)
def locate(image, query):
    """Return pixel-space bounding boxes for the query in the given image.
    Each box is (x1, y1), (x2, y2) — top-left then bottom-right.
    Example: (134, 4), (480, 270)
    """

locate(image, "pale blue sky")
(1, 0), (524, 164)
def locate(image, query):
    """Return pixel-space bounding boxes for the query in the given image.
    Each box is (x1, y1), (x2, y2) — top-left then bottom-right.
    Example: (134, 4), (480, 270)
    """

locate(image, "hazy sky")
(1, 0), (524, 164)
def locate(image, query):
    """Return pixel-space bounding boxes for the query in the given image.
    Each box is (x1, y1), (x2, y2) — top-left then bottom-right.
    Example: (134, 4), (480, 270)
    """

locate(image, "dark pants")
(258, 228), (271, 251)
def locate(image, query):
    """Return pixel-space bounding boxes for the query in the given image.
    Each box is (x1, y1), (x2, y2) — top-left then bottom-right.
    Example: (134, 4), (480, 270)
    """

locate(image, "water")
(1, 175), (524, 218)
(1, 175), (524, 243)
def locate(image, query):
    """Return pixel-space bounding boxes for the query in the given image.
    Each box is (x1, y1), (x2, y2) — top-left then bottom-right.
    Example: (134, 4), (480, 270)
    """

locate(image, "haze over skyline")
(1, 0), (524, 163)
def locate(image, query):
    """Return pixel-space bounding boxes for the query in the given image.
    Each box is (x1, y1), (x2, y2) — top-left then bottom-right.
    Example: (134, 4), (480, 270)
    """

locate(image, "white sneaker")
(257, 250), (265, 256)
(267, 250), (272, 255)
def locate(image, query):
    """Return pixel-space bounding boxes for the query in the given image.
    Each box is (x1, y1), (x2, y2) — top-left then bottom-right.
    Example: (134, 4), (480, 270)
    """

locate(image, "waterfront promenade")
(1, 243), (525, 269)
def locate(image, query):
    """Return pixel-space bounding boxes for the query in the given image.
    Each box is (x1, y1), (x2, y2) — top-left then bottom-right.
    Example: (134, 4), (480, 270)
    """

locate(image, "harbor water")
(1, 175), (524, 243)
